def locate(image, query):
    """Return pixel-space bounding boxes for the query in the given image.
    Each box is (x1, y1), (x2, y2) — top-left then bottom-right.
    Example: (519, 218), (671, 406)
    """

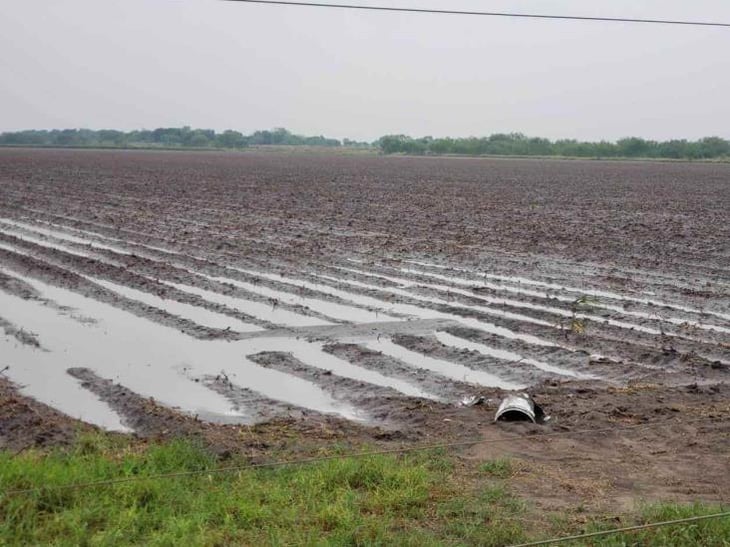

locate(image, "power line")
(509, 511), (730, 547)
(3, 415), (722, 496)
(221, 0), (730, 28)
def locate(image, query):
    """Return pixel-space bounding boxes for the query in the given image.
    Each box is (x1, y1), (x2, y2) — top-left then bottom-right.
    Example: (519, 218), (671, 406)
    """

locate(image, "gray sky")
(1, 0), (729, 141)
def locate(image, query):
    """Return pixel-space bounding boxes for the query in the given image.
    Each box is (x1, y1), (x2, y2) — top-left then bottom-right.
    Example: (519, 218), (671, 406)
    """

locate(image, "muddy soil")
(0, 149), (728, 512)
(470, 381), (730, 515)
(202, 373), (321, 423)
(249, 350), (475, 432)
(2, 372), (382, 459)
(0, 377), (100, 452)
(324, 342), (480, 401)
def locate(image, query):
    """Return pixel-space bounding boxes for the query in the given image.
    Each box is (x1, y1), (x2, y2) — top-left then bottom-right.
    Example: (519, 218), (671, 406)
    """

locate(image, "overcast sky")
(1, 0), (729, 141)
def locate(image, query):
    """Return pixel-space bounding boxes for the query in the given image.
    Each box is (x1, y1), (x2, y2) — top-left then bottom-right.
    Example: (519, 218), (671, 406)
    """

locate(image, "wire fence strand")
(221, 0), (730, 28)
(508, 511), (730, 546)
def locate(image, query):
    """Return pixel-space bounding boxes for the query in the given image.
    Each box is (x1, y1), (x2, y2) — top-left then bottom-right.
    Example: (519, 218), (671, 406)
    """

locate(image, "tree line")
(0, 127), (344, 149)
(376, 133), (730, 160)
(1, 127), (728, 160)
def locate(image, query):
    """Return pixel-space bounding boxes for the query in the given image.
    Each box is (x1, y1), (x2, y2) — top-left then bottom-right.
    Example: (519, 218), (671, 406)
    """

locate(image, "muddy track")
(251, 351), (418, 402)
(317, 262), (729, 340)
(394, 333), (576, 384)
(250, 351), (423, 430)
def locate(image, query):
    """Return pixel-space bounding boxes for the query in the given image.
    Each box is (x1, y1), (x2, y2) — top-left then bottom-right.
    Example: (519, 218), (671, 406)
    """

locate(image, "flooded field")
(0, 149), (728, 440)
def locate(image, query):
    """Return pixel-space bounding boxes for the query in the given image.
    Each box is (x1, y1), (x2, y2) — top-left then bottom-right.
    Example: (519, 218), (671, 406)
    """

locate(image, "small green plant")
(479, 459), (513, 479)
(559, 295), (597, 337)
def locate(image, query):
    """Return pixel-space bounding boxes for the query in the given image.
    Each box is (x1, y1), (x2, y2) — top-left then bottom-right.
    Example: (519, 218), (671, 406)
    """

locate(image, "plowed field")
(1, 148), (728, 511)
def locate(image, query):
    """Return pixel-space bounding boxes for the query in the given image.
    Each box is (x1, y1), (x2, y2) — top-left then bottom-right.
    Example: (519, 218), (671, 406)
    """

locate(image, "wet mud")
(0, 149), (728, 507)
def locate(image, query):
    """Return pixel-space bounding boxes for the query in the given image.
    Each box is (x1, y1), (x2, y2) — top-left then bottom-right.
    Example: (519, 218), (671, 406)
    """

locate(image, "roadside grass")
(0, 434), (728, 545)
(478, 458), (513, 479)
(0, 434), (524, 546)
(579, 503), (730, 547)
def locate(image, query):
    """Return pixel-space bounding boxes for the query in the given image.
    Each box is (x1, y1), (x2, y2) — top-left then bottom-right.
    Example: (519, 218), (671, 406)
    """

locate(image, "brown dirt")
(470, 381), (730, 516)
(0, 377), (99, 452)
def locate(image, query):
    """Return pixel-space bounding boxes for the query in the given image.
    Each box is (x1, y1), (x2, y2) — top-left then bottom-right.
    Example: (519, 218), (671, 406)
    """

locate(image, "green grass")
(577, 503), (730, 547)
(478, 458), (513, 479)
(0, 436), (523, 546)
(1, 436), (728, 546)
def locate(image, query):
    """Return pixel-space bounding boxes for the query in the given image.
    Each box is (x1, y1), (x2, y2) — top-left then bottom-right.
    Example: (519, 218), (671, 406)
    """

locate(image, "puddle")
(9, 213), (730, 329)
(434, 332), (591, 379)
(162, 280), (330, 328)
(0, 289), (131, 432)
(405, 260), (730, 323)
(176, 352), (364, 423)
(0, 231), (328, 330)
(86, 276), (264, 333)
(335, 267), (564, 326)
(6, 220), (401, 327)
(0, 219), (135, 256)
(0, 236), (263, 333)
(0, 242), (27, 255)
(398, 267), (727, 336)
(4, 219), (399, 327)
(230, 268), (407, 318)
(363, 338), (524, 390)
(5, 221), (424, 327)
(337, 268), (568, 329)
(200, 377), (320, 423)
(314, 273), (561, 348)
(396, 269), (671, 336)
(211, 269), (398, 324)
(228, 338), (434, 400)
(0, 269), (361, 425)
(0, 226), (123, 265)
(34, 218), (182, 255)
(0, 225), (329, 330)
(0, 343), (132, 432)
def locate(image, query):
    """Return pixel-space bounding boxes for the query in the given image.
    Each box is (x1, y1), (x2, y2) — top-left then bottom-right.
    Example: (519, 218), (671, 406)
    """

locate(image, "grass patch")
(0, 435), (524, 546)
(578, 503), (730, 547)
(478, 458), (514, 479)
(1, 435), (728, 545)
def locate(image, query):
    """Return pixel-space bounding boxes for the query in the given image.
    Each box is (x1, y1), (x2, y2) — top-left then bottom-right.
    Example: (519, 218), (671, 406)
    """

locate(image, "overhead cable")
(221, 0), (730, 28)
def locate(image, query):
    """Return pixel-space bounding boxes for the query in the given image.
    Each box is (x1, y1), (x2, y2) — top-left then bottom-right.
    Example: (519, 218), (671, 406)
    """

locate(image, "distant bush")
(0, 126), (342, 149)
(376, 133), (730, 160)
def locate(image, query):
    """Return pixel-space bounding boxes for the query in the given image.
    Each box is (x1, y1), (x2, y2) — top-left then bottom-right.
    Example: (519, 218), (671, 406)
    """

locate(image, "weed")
(558, 295), (597, 338)
(479, 458), (513, 479)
